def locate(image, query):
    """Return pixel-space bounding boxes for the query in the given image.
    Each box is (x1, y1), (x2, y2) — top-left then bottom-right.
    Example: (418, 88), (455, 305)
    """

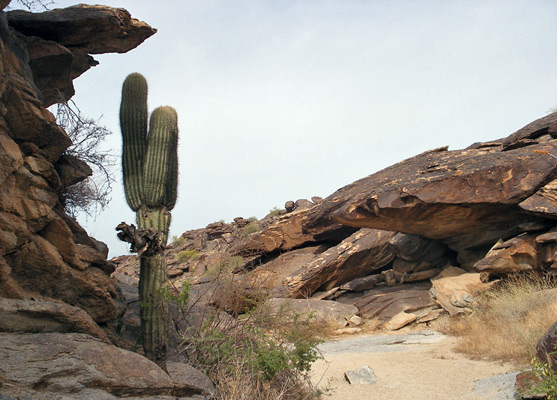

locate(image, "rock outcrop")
(304, 114), (557, 268)
(112, 112), (557, 334)
(6, 4), (156, 106)
(0, 4), (213, 399)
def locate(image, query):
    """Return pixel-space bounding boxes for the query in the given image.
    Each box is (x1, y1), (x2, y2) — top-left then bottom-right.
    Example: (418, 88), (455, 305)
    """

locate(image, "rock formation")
(113, 111), (557, 333)
(0, 3), (210, 399)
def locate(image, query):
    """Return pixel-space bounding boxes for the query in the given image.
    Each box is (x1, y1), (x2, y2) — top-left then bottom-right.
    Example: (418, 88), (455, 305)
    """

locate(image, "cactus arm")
(143, 106), (178, 209)
(120, 73), (148, 211)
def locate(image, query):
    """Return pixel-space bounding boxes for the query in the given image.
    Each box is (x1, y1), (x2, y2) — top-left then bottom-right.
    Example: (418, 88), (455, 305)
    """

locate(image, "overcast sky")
(14, 0), (557, 256)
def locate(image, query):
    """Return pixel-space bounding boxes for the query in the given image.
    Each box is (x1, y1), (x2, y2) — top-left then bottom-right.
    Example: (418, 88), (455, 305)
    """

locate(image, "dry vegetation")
(443, 273), (557, 365)
(169, 266), (325, 400)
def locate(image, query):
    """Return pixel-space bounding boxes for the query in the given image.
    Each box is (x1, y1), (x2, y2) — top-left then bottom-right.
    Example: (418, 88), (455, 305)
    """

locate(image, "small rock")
(311, 196), (324, 204)
(285, 200), (295, 212)
(334, 327), (362, 335)
(344, 366), (377, 385)
(294, 199), (314, 210)
(383, 311), (417, 331)
(348, 315), (363, 326)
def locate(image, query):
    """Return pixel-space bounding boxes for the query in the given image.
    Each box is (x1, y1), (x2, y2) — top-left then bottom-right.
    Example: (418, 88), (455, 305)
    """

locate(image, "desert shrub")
(243, 221), (261, 235)
(268, 206), (282, 218)
(170, 235), (184, 246)
(178, 292), (322, 399)
(522, 352), (557, 400)
(444, 273), (557, 364)
(55, 100), (115, 218)
(176, 249), (201, 263)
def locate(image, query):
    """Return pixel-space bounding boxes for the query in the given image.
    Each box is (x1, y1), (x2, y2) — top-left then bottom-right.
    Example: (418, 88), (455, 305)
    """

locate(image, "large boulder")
(7, 5), (157, 106)
(281, 228), (396, 297)
(536, 321), (557, 372)
(304, 114), (557, 266)
(0, 333), (213, 398)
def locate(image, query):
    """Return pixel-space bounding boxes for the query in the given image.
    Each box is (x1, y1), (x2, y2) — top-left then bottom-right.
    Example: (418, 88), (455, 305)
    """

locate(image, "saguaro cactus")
(119, 72), (178, 369)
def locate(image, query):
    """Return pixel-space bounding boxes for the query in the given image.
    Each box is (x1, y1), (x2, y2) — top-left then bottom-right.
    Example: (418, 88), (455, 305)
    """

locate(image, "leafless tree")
(6, 0), (54, 11)
(55, 100), (116, 218)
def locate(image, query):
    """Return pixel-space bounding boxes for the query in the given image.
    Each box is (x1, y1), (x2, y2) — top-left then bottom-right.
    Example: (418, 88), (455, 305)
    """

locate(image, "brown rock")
(39, 217), (83, 269)
(295, 198), (314, 210)
(11, 32), (74, 106)
(304, 114), (557, 265)
(353, 282), (435, 321)
(236, 246), (324, 294)
(5, 235), (121, 323)
(429, 266), (493, 315)
(384, 311), (417, 330)
(536, 321), (557, 372)
(285, 200), (295, 212)
(0, 333), (208, 397)
(0, 297), (108, 342)
(340, 273), (384, 292)
(266, 298), (358, 328)
(167, 362), (215, 397)
(474, 234), (538, 279)
(7, 5), (157, 105)
(55, 154), (93, 189)
(282, 228), (396, 297)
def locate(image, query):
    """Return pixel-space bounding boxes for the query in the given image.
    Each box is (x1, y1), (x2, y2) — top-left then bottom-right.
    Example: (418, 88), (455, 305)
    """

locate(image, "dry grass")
(443, 273), (557, 365)
(174, 267), (323, 400)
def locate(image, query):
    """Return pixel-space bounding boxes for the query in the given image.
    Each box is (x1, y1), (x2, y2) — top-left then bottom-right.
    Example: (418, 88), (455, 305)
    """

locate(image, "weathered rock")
(266, 298), (358, 328)
(235, 206), (356, 256)
(0, 4), (154, 330)
(352, 282), (435, 321)
(536, 321), (557, 372)
(474, 234), (538, 279)
(55, 154), (93, 189)
(340, 273), (384, 292)
(536, 228), (557, 268)
(383, 311), (417, 331)
(0, 333), (209, 398)
(429, 266), (493, 315)
(295, 198), (314, 210)
(344, 366), (377, 385)
(304, 114), (557, 265)
(311, 196), (324, 204)
(285, 200), (295, 212)
(236, 246), (325, 295)
(388, 233), (448, 263)
(282, 228), (396, 297)
(0, 297), (108, 341)
(7, 5), (157, 106)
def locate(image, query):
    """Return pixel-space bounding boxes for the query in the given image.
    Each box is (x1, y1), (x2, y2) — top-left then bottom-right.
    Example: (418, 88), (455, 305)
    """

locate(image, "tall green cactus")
(120, 73), (178, 369)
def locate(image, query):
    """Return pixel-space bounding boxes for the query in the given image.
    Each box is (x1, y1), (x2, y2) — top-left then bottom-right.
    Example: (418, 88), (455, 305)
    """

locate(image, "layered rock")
(0, 4), (153, 326)
(0, 332), (213, 399)
(6, 4), (156, 106)
(304, 114), (557, 268)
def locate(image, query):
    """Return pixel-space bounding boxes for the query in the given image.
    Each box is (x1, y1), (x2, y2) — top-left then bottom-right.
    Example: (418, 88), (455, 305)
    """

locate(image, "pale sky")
(13, 0), (557, 256)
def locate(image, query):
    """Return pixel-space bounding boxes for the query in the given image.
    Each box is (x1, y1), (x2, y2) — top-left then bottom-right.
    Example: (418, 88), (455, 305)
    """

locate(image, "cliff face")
(0, 2), (155, 323)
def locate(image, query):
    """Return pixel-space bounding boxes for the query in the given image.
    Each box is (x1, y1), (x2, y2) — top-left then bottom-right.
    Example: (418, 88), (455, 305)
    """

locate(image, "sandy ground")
(310, 329), (518, 400)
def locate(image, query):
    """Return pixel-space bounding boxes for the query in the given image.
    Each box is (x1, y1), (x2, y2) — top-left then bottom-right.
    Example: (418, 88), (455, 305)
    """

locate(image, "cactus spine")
(120, 73), (178, 369)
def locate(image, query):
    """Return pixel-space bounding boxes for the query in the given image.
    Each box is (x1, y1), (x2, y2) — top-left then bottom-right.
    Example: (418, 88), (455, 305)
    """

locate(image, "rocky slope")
(0, 3), (211, 399)
(114, 111), (557, 332)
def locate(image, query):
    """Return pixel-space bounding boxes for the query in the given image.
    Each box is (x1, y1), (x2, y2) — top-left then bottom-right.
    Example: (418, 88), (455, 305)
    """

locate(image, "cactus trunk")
(119, 73), (179, 371)
(139, 253), (168, 367)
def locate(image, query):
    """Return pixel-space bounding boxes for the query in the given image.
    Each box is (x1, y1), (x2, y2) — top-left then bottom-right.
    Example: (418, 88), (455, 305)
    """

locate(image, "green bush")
(205, 256), (245, 279)
(242, 221), (260, 235)
(268, 206), (281, 218)
(175, 249), (201, 263)
(178, 298), (322, 399)
(171, 235), (185, 247)
(523, 351), (557, 400)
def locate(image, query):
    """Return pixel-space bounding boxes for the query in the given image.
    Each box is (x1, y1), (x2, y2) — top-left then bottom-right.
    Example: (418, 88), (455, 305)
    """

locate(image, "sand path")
(311, 330), (518, 400)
